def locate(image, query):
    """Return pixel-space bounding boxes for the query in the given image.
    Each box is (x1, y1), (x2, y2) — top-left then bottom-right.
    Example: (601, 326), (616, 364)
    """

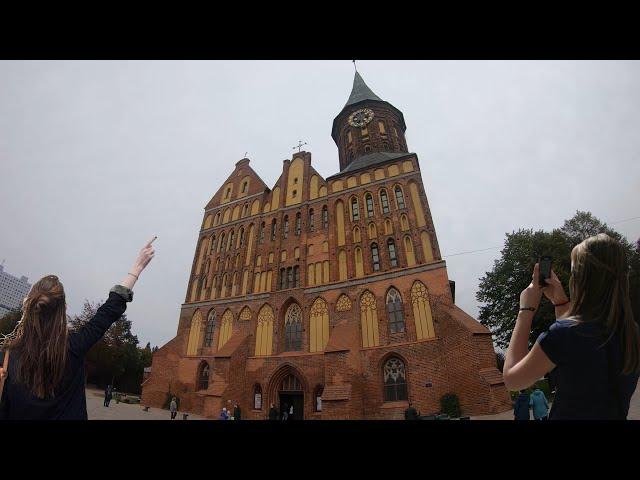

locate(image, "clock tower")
(332, 71), (409, 171)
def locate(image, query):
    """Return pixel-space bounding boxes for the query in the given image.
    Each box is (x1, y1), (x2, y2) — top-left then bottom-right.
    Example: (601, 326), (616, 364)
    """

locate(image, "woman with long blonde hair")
(502, 233), (639, 419)
(0, 238), (155, 420)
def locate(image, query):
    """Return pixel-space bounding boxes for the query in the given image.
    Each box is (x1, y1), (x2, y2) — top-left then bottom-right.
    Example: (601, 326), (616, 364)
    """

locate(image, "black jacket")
(0, 289), (130, 420)
(268, 407), (279, 420)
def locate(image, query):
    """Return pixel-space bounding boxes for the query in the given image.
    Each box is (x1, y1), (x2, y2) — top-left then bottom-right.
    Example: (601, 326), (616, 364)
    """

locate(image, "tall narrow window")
(388, 238), (398, 267)
(371, 243), (380, 272)
(259, 222), (265, 243)
(287, 267), (293, 289)
(284, 304), (303, 351)
(283, 215), (289, 239)
(395, 186), (406, 209)
(197, 362), (209, 391)
(271, 219), (277, 241)
(219, 233), (225, 253)
(228, 231), (234, 251)
(280, 268), (286, 290)
(322, 206), (328, 229)
(295, 213), (301, 236)
(242, 203), (249, 216)
(383, 357), (407, 401)
(386, 288), (405, 333)
(242, 181), (248, 193)
(351, 197), (360, 221)
(210, 235), (217, 254)
(365, 194), (374, 217)
(204, 311), (216, 347)
(294, 265), (300, 288)
(238, 228), (245, 247)
(380, 189), (390, 214)
(308, 208), (315, 232)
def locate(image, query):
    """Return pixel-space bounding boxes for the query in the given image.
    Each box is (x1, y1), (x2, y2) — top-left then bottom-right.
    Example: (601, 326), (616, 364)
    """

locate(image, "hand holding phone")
(538, 256), (552, 287)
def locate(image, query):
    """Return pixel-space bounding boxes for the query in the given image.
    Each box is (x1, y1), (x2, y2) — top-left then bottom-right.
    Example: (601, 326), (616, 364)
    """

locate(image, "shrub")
(440, 393), (461, 418)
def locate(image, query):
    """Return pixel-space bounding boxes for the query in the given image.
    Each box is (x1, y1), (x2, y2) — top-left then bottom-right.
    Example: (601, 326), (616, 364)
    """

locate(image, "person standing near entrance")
(268, 403), (278, 421)
(282, 403), (288, 421)
(289, 403), (294, 421)
(233, 402), (241, 420)
(219, 407), (229, 420)
(170, 397), (178, 420)
(404, 401), (419, 420)
(103, 385), (112, 407)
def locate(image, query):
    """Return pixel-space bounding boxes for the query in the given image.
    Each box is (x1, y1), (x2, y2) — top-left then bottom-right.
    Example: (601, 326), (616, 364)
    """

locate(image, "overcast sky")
(1, 60), (638, 348)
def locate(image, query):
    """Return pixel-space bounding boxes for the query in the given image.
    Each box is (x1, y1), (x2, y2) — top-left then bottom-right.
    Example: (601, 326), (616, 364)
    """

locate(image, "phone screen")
(539, 256), (552, 286)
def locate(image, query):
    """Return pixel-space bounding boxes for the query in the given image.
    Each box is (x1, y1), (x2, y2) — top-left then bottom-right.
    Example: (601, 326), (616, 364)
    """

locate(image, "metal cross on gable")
(292, 141), (307, 153)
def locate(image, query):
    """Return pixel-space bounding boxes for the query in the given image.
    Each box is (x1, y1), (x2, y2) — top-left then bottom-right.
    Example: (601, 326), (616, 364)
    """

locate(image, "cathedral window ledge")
(381, 401), (409, 409)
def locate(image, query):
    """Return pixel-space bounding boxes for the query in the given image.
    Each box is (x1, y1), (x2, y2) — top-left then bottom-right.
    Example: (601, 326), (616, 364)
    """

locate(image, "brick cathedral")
(141, 70), (511, 419)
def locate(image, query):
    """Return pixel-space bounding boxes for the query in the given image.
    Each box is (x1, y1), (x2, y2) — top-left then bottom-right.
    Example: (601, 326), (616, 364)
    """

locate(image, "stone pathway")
(471, 385), (640, 420)
(86, 388), (207, 420)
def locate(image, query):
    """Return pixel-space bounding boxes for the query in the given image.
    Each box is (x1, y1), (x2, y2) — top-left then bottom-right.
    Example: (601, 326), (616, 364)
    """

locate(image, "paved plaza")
(87, 386), (639, 420)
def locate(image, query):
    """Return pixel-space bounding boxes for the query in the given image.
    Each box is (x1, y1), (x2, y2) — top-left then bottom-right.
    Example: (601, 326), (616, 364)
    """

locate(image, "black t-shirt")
(0, 291), (128, 420)
(537, 318), (639, 420)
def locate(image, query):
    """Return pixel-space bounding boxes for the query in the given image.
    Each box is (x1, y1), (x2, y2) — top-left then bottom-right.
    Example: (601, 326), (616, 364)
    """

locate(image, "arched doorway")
(278, 373), (304, 420)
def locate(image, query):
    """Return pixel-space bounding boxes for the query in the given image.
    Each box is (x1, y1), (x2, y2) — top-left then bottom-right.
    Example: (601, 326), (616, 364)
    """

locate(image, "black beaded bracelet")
(519, 307), (536, 312)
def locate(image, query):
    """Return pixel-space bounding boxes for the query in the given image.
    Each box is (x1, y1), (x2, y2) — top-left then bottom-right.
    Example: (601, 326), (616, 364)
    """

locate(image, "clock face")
(348, 108), (374, 128)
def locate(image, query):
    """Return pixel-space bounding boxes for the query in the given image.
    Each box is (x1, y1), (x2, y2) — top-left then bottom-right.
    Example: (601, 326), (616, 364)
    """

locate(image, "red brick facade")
(141, 72), (511, 419)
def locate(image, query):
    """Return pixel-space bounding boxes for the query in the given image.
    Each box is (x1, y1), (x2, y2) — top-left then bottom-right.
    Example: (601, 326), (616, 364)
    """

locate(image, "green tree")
(477, 211), (640, 349)
(0, 308), (22, 337)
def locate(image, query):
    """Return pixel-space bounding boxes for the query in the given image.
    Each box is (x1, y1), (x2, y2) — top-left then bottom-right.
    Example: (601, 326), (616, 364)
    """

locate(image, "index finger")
(146, 236), (157, 247)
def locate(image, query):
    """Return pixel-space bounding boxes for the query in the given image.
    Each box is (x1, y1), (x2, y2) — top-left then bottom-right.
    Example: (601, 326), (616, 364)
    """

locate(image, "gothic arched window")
(295, 212), (301, 236)
(204, 310), (216, 347)
(283, 215), (289, 239)
(322, 205), (328, 229)
(365, 193), (374, 217)
(386, 288), (405, 333)
(351, 197), (360, 221)
(259, 222), (265, 243)
(380, 189), (390, 214)
(308, 209), (315, 232)
(388, 238), (398, 268)
(271, 219), (277, 241)
(394, 186), (406, 210)
(197, 362), (210, 391)
(371, 243), (381, 272)
(284, 303), (303, 351)
(383, 357), (407, 402)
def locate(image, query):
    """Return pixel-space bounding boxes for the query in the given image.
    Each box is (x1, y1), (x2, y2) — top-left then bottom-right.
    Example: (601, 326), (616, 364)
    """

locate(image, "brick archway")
(266, 364), (308, 419)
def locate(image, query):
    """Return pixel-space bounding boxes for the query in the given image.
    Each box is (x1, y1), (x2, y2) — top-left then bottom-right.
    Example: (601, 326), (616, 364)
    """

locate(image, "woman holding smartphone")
(0, 237), (155, 420)
(502, 233), (639, 419)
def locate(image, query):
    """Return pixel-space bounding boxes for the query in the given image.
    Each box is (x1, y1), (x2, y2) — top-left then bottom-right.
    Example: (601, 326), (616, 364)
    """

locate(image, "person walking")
(219, 407), (229, 420)
(513, 390), (531, 420)
(282, 403), (288, 421)
(288, 403), (294, 421)
(503, 234), (640, 419)
(104, 385), (112, 407)
(404, 401), (420, 420)
(529, 388), (549, 420)
(170, 397), (178, 420)
(0, 238), (156, 420)
(268, 403), (278, 421)
(233, 402), (241, 420)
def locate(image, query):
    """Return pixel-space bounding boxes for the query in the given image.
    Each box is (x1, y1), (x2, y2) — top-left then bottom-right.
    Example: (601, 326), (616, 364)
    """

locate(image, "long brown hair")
(567, 233), (639, 374)
(1, 275), (68, 398)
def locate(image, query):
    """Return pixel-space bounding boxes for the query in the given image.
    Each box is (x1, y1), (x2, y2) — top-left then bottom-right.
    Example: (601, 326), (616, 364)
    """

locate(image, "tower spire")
(344, 70), (383, 107)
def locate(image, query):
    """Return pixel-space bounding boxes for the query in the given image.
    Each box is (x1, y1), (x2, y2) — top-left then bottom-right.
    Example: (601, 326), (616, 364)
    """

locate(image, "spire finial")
(352, 59), (357, 72)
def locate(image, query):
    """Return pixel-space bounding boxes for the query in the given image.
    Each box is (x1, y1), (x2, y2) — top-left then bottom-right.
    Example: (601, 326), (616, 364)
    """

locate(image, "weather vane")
(293, 140), (307, 153)
(244, 152), (248, 158)
(353, 59), (357, 72)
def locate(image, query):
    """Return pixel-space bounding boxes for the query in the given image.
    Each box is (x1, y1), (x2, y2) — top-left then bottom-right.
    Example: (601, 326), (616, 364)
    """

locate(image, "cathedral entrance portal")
(278, 374), (304, 420)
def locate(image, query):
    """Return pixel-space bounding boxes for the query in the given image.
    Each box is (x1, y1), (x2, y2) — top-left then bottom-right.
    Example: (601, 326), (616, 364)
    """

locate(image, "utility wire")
(441, 215), (639, 259)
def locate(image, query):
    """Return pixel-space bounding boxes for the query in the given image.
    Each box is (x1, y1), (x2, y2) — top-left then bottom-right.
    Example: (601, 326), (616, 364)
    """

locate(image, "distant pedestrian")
(529, 388), (549, 420)
(513, 390), (531, 420)
(170, 397), (178, 420)
(282, 403), (288, 421)
(233, 403), (241, 420)
(268, 403), (278, 421)
(103, 385), (112, 407)
(219, 407), (229, 420)
(404, 401), (419, 420)
(289, 403), (294, 421)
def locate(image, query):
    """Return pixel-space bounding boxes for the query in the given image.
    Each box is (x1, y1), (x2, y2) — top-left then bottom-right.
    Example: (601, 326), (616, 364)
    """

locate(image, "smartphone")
(539, 256), (552, 286)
